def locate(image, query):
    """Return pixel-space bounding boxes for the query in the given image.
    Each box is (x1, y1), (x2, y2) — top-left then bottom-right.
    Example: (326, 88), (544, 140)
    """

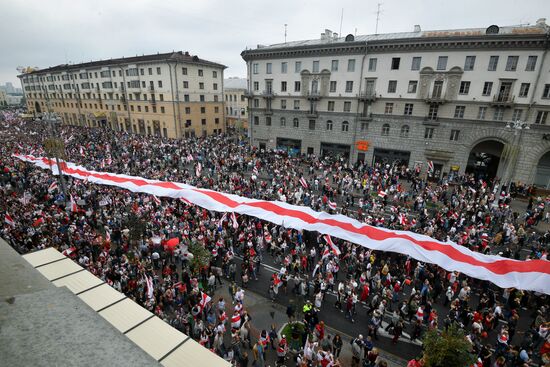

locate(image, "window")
(505, 56), (519, 71)
(381, 124), (390, 136)
(450, 130), (460, 141)
(198, 95), (204, 102)
(391, 58), (400, 70)
(253, 63), (259, 74)
(201, 119), (206, 125)
(482, 82), (493, 96)
(454, 106), (466, 118)
(478, 106), (487, 120)
(526, 56), (538, 71)
(345, 81), (353, 93)
(295, 61), (301, 73)
(183, 81), (189, 88)
(266, 63), (272, 74)
(182, 67), (187, 75)
(102, 82), (112, 88)
(385, 103), (394, 114)
(158, 80), (163, 88)
(361, 122), (368, 132)
(253, 99), (259, 108)
(184, 94), (190, 102)
(464, 56), (476, 71)
(266, 117), (271, 126)
(100, 70), (110, 78)
(213, 83), (218, 90)
(459, 81), (470, 94)
(327, 101), (335, 111)
(294, 81), (301, 92)
(400, 125), (410, 138)
(387, 80), (397, 93)
(213, 71), (217, 78)
(512, 109), (523, 121)
(280, 62), (288, 73)
(542, 84), (550, 98)
(535, 111), (548, 124)
(281, 81), (287, 92)
(428, 105), (439, 120)
(253, 81), (259, 91)
(280, 117), (286, 127)
(519, 83), (530, 98)
(294, 100), (300, 110)
(312, 61), (319, 73)
(161, 106), (165, 113)
(329, 81), (337, 93)
(404, 103), (413, 115)
(493, 108), (504, 121)
(198, 69), (203, 76)
(200, 107), (206, 114)
(411, 57), (421, 71)
(437, 56), (448, 70)
(309, 120), (316, 130)
(281, 99), (287, 109)
(488, 56), (499, 71)
(424, 127), (434, 139)
(343, 101), (351, 112)
(331, 60), (339, 71)
(253, 116), (259, 125)
(185, 107), (191, 114)
(326, 120), (333, 130)
(293, 118), (299, 128)
(408, 81), (418, 94)
(347, 59), (355, 72)
(342, 121), (349, 132)
(368, 58), (377, 72)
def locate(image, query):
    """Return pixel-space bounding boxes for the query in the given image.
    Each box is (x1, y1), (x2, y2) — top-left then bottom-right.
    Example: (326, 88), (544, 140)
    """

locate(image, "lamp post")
(43, 111), (68, 204)
(496, 120), (530, 201)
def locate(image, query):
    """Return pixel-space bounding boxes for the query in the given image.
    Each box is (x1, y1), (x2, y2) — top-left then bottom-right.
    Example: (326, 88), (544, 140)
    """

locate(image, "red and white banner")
(4, 213), (15, 226)
(299, 177), (308, 189)
(323, 234), (341, 256)
(13, 154), (550, 294)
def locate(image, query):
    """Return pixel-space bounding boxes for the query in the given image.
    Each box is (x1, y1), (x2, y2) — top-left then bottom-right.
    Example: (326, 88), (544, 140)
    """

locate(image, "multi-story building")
(242, 20), (550, 186)
(19, 51), (226, 138)
(223, 77), (248, 133)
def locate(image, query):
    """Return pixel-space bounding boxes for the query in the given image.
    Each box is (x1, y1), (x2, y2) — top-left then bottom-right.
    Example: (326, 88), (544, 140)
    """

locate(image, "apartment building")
(242, 20), (550, 186)
(19, 51), (226, 138)
(224, 77), (248, 133)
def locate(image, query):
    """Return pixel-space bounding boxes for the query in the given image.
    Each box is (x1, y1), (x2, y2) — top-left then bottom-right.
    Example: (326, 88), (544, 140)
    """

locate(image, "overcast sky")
(1, 0), (548, 86)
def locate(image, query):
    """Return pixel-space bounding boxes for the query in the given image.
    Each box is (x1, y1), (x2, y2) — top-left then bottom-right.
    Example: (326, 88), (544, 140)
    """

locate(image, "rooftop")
(19, 51), (226, 77)
(224, 77), (247, 89)
(245, 19), (550, 52)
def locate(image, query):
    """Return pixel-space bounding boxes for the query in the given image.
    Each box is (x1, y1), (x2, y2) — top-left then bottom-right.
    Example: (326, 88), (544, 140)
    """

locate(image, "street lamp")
(43, 111), (69, 204)
(501, 119), (529, 193)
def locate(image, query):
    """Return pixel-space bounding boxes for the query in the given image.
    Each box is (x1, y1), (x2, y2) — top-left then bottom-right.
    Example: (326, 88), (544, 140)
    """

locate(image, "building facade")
(242, 20), (550, 186)
(19, 52), (226, 138)
(224, 77), (248, 133)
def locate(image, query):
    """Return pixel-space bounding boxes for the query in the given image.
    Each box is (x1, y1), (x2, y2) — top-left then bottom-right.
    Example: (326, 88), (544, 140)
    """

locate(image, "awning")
(93, 111), (107, 118)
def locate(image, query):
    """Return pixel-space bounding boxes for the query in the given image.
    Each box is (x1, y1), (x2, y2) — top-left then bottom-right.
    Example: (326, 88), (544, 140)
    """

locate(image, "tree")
(422, 325), (475, 367)
(188, 240), (211, 275)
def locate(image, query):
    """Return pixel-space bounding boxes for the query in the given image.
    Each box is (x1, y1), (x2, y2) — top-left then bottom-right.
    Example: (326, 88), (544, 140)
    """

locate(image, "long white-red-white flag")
(5, 213), (15, 226)
(13, 154), (550, 294)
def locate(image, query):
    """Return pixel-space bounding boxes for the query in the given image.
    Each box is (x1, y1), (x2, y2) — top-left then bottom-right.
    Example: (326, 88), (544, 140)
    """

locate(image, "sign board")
(355, 140), (369, 151)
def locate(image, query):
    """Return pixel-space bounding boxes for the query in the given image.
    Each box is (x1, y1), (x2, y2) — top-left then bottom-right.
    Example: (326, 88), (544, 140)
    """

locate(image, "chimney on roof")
(414, 25), (421, 32)
(536, 18), (547, 26)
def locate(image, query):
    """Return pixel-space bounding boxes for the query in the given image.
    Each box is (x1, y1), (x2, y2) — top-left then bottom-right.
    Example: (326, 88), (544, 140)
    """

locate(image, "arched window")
(400, 125), (409, 138)
(342, 121), (349, 132)
(326, 120), (333, 130)
(280, 117), (286, 127)
(382, 123), (390, 136)
(293, 118), (299, 128)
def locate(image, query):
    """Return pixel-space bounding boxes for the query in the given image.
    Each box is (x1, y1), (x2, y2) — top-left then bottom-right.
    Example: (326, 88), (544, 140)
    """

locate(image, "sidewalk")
(210, 280), (408, 367)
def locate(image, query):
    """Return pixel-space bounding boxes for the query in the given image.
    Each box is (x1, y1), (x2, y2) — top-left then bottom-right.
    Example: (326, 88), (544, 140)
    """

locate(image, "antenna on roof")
(284, 24), (288, 44)
(375, 3), (383, 34)
(339, 8), (344, 36)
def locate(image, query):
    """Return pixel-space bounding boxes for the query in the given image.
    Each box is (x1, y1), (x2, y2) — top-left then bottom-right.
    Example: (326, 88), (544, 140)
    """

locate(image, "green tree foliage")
(423, 325), (475, 367)
(188, 240), (211, 275)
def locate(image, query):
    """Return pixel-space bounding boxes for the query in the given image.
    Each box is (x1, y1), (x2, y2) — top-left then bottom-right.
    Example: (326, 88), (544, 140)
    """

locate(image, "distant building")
(224, 77), (248, 133)
(18, 51), (226, 138)
(242, 19), (550, 186)
(0, 90), (7, 107)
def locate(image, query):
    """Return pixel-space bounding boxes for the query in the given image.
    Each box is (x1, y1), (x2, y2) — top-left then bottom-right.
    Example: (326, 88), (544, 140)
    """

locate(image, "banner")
(13, 154), (550, 294)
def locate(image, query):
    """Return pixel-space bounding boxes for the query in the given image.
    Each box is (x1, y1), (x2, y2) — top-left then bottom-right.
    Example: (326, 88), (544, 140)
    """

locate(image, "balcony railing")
(306, 110), (319, 118)
(424, 93), (446, 104)
(306, 91), (321, 101)
(357, 91), (377, 102)
(491, 94), (515, 107)
(261, 90), (275, 98)
(358, 112), (373, 121)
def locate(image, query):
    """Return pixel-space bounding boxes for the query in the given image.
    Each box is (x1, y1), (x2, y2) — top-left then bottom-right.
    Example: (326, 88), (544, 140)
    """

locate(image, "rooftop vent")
(486, 25), (499, 34)
(414, 25), (421, 32)
(345, 34), (355, 42)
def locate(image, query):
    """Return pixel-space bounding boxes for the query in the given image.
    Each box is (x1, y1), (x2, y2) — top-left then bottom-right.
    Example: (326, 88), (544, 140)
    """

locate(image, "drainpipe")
(525, 32), (550, 122)
(120, 66), (132, 133)
(168, 61), (179, 138)
(350, 42), (368, 164)
(246, 58), (253, 145)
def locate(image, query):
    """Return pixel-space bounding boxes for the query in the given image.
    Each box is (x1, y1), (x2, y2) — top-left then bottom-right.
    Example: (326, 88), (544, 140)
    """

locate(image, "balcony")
(306, 92), (321, 101)
(306, 110), (319, 118)
(424, 94), (446, 105)
(357, 91), (377, 102)
(423, 116), (440, 125)
(261, 90), (275, 99)
(264, 109), (273, 116)
(358, 113), (373, 121)
(490, 94), (515, 107)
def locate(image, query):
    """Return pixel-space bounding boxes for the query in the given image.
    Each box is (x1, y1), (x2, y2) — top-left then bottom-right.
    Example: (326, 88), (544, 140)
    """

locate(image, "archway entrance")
(466, 140), (505, 180)
(34, 101), (42, 114)
(534, 151), (550, 188)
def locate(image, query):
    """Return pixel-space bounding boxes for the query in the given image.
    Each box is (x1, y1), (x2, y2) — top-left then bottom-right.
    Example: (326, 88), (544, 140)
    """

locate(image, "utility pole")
(43, 113), (68, 204)
(284, 24), (288, 44)
(375, 3), (383, 34)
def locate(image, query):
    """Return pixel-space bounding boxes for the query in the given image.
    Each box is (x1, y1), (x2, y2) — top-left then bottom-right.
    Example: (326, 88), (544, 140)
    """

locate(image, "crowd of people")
(1, 110), (549, 367)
